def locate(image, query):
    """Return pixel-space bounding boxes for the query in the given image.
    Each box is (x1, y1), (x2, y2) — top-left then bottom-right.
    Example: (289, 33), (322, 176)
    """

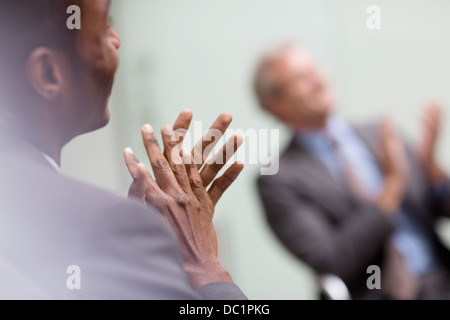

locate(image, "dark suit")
(0, 130), (246, 300)
(258, 123), (450, 299)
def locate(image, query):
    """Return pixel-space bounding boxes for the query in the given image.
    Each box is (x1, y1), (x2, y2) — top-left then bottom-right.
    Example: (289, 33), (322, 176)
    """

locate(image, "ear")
(25, 48), (64, 101)
(266, 97), (290, 123)
(266, 97), (282, 116)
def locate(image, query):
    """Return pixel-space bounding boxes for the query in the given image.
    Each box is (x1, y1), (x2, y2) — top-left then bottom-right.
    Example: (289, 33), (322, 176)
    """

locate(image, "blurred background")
(61, 0), (450, 299)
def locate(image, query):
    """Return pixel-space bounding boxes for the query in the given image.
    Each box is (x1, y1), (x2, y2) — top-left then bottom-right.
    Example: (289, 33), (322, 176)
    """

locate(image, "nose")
(111, 28), (121, 50)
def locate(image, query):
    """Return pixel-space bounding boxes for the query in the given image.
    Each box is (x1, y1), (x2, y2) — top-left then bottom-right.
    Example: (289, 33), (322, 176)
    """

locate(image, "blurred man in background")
(0, 0), (245, 299)
(256, 44), (450, 299)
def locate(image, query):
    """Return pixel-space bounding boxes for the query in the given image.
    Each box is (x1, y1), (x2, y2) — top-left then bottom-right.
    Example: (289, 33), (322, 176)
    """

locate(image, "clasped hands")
(123, 110), (244, 289)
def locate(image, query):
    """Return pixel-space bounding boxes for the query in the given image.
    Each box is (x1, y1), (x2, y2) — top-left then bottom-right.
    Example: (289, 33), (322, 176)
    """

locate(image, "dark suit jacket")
(0, 130), (246, 300)
(258, 123), (450, 299)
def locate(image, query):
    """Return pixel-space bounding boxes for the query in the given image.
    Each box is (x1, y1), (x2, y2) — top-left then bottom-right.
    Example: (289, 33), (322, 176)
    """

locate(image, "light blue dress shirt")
(296, 115), (438, 275)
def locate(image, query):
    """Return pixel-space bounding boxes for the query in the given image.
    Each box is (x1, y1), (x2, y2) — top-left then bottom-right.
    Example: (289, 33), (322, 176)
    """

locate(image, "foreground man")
(0, 0), (245, 299)
(256, 44), (450, 299)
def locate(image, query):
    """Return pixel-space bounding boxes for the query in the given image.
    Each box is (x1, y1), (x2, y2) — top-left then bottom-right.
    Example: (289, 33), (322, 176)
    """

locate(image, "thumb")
(128, 163), (148, 203)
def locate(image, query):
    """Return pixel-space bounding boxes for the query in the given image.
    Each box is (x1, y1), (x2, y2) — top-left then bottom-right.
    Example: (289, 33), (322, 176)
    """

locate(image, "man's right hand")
(417, 102), (446, 185)
(123, 111), (244, 289)
(376, 118), (408, 216)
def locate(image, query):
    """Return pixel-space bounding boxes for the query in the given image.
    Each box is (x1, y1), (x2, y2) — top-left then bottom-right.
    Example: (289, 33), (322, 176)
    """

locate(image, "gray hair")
(253, 42), (300, 110)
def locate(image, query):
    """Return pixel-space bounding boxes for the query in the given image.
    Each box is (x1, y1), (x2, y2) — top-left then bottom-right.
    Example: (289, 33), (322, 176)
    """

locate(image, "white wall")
(61, 0), (450, 299)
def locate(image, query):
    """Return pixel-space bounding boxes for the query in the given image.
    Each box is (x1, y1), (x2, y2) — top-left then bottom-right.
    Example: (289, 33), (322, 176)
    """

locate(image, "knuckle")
(172, 190), (189, 205)
(223, 174), (235, 184)
(190, 176), (204, 188)
(209, 161), (223, 172)
(195, 203), (204, 212)
(217, 175), (233, 192)
(171, 164), (185, 175)
(154, 158), (170, 170)
(166, 140), (179, 149)
(144, 137), (159, 146)
(186, 162), (198, 170)
(161, 194), (172, 207)
(216, 183), (227, 193)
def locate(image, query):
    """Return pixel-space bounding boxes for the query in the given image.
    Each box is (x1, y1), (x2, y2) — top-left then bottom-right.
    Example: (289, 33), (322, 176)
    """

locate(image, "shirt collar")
(41, 153), (61, 173)
(295, 114), (346, 141)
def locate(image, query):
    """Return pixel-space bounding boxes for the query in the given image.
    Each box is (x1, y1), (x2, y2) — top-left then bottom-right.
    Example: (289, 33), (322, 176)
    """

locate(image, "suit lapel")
(352, 124), (383, 166)
(286, 139), (357, 221)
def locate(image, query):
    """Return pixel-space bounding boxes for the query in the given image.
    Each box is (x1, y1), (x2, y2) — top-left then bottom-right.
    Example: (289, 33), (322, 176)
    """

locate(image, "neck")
(0, 113), (67, 167)
(293, 116), (329, 132)
(25, 132), (63, 167)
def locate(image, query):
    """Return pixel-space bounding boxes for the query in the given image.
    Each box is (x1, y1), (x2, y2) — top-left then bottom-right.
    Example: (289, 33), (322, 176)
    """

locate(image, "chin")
(97, 107), (111, 129)
(318, 96), (336, 116)
(83, 107), (111, 135)
(323, 103), (336, 115)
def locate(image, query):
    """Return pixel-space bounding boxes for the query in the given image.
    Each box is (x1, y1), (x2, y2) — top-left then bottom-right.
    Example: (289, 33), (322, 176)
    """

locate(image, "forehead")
(266, 48), (314, 84)
(276, 48), (314, 73)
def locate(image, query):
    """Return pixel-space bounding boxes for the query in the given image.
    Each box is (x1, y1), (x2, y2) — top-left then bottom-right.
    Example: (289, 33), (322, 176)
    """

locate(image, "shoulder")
(257, 137), (308, 189)
(1, 153), (197, 299)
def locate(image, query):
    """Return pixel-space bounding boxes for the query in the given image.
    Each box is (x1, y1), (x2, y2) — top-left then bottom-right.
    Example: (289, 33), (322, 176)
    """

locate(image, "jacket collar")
(0, 128), (59, 172)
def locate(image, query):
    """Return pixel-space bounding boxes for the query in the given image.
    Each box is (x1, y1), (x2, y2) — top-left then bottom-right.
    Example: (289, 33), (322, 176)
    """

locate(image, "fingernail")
(162, 125), (173, 136)
(142, 124), (153, 134)
(124, 147), (134, 154)
(135, 163), (146, 180)
(221, 112), (233, 122)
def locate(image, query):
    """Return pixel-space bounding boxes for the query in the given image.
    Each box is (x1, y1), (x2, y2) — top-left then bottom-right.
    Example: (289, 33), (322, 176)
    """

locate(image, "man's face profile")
(70, 0), (121, 134)
(268, 48), (336, 127)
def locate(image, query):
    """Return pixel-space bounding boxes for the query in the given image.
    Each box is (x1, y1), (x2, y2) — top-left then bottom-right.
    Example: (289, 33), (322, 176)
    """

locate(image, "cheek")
(77, 49), (117, 113)
(104, 44), (119, 77)
(290, 86), (308, 106)
(84, 38), (119, 84)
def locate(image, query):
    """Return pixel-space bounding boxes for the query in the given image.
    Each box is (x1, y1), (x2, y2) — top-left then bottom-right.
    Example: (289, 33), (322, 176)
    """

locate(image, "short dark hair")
(0, 0), (83, 98)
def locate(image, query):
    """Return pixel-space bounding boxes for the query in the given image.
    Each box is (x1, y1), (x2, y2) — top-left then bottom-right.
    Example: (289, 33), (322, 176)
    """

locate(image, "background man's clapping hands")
(417, 102), (446, 185)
